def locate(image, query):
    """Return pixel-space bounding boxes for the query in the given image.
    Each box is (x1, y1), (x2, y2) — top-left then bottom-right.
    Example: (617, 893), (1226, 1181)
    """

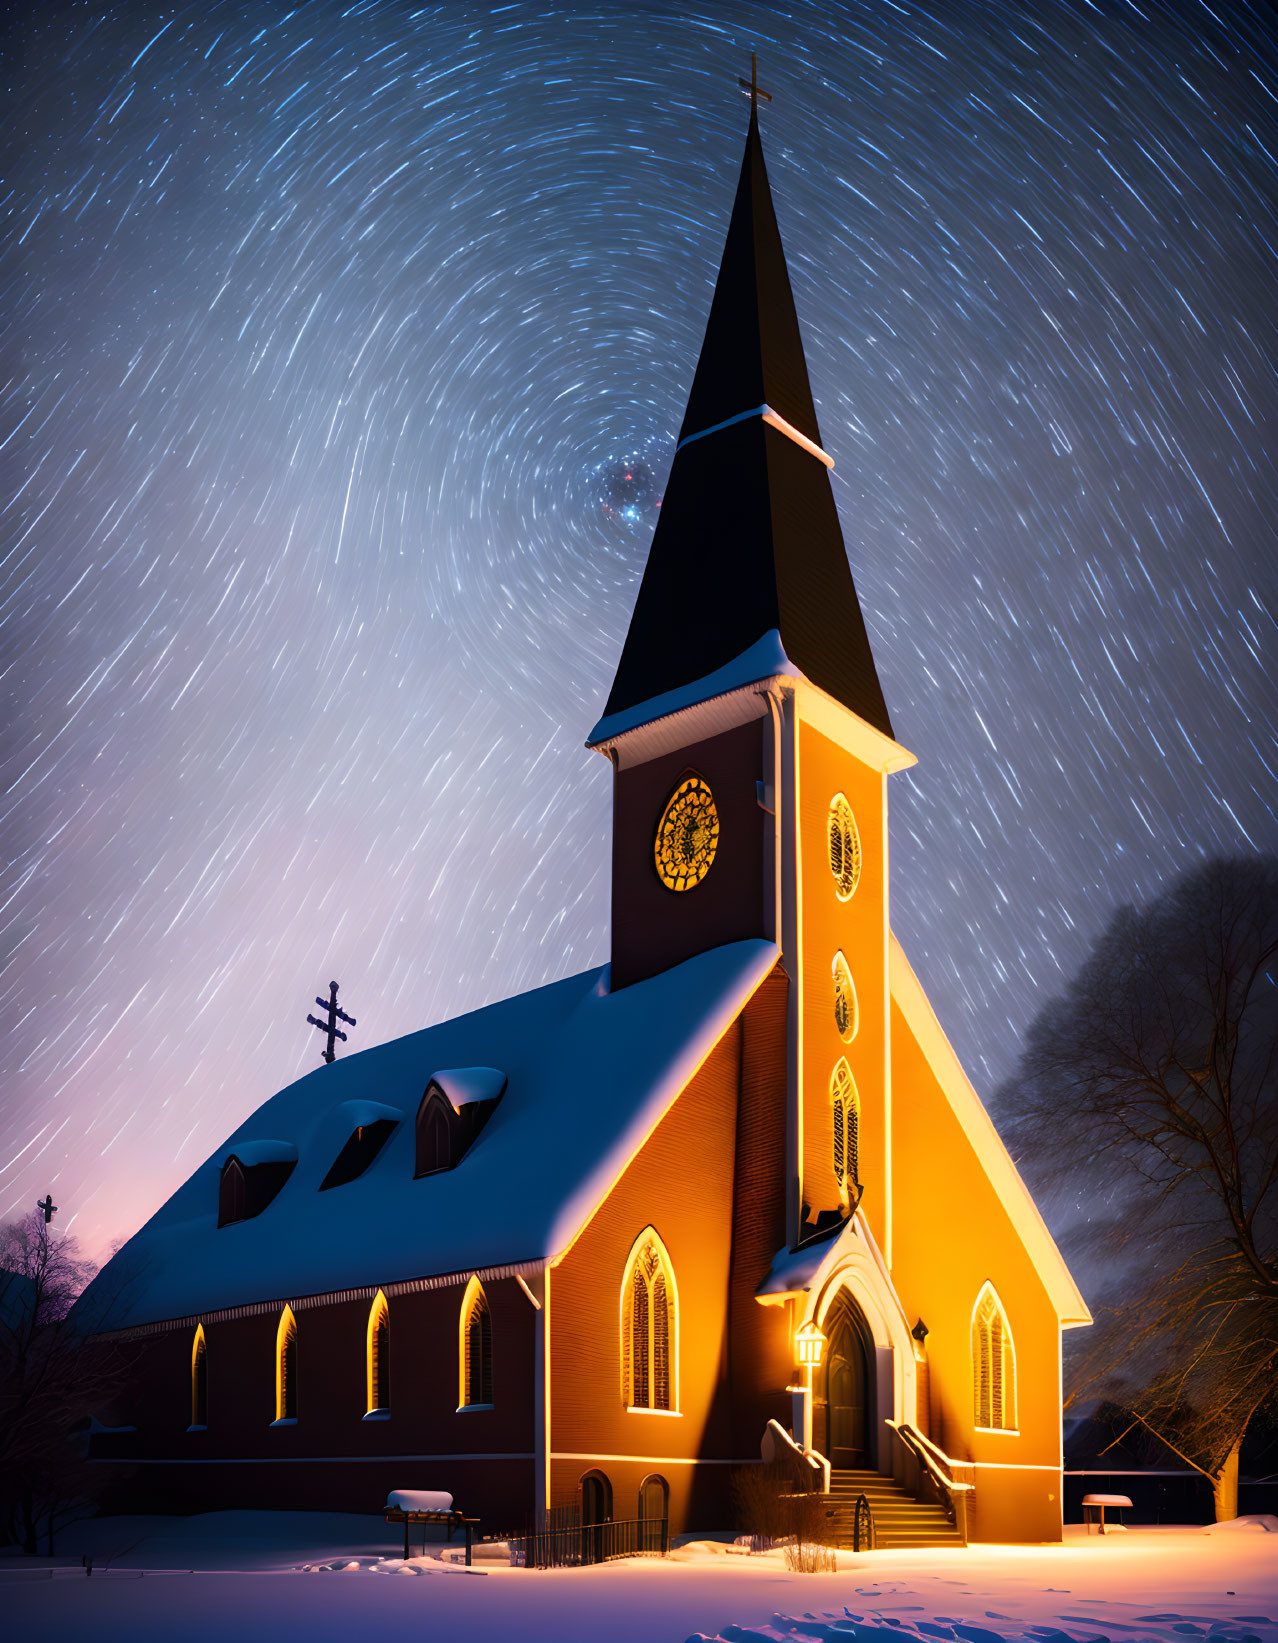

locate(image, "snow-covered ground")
(1, 1512), (1274, 1643)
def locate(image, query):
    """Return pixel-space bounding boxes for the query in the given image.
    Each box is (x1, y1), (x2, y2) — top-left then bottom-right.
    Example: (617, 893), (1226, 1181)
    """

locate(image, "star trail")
(4, 2), (1275, 1259)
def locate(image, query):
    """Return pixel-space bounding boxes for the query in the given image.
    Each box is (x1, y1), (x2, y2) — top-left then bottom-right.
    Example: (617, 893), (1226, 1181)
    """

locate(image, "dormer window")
(414, 1068), (506, 1178)
(217, 1141), (297, 1226)
(320, 1119), (397, 1191)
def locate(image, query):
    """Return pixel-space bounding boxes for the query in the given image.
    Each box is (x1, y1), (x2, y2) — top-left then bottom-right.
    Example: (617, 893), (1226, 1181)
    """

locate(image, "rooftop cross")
(307, 980), (357, 1065)
(736, 53), (772, 114)
(37, 1193), (57, 1224)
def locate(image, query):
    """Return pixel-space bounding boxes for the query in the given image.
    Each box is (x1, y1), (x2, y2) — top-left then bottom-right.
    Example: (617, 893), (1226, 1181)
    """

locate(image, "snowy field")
(1, 1511), (1274, 1643)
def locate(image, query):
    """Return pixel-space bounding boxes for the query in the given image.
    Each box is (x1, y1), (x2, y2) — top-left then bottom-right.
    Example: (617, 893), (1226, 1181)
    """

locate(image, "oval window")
(828, 794), (861, 901)
(832, 951), (858, 1042)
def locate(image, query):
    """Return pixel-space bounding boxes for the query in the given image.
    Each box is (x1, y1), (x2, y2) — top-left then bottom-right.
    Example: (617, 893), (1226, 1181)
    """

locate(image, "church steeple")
(590, 105), (893, 746)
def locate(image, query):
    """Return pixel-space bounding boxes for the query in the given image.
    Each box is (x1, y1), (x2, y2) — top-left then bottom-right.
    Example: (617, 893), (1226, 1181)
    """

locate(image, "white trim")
(972, 1461), (1061, 1472)
(625, 1406), (682, 1417)
(675, 402), (835, 469)
(516, 1273), (542, 1311)
(890, 936), (1091, 1327)
(457, 1403), (494, 1413)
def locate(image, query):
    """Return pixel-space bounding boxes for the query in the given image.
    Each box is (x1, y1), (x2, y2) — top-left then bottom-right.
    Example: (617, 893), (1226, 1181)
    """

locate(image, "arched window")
(971, 1283), (1017, 1431)
(275, 1305), (298, 1423)
(830, 1057), (860, 1202)
(459, 1277), (492, 1408)
(366, 1290), (390, 1414)
(218, 1158), (246, 1226)
(190, 1324), (207, 1428)
(416, 1088), (454, 1176)
(321, 1120), (398, 1191)
(621, 1230), (677, 1411)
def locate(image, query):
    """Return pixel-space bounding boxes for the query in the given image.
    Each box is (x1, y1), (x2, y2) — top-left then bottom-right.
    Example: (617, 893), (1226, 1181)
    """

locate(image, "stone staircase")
(825, 1468), (965, 1550)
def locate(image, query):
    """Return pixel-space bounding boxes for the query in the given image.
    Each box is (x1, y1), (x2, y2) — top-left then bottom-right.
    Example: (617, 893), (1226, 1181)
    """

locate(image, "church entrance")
(816, 1291), (874, 1470)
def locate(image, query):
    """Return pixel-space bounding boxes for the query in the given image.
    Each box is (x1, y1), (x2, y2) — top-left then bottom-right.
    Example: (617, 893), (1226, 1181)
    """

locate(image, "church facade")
(88, 104), (1088, 1547)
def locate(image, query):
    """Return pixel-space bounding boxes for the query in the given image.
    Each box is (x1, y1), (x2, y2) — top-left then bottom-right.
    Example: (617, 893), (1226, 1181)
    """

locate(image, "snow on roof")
(586, 628), (797, 745)
(755, 1225), (844, 1299)
(93, 938), (778, 1332)
(222, 1140), (298, 1168)
(429, 1068), (506, 1111)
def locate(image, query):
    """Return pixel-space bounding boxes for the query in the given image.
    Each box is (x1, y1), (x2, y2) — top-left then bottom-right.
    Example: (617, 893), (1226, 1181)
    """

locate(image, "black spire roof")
(593, 108), (893, 744)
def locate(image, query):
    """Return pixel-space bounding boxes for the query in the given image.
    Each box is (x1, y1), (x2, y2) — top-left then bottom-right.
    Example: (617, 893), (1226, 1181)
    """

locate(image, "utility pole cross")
(737, 53), (772, 113)
(307, 980), (356, 1065)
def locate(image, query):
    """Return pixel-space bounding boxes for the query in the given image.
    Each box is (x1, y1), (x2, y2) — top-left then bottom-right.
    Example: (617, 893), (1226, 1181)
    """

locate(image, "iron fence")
(508, 1504), (669, 1568)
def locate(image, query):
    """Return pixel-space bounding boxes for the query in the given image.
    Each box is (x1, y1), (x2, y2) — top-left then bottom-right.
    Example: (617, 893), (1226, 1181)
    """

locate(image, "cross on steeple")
(307, 980), (356, 1065)
(737, 53), (772, 114)
(36, 1194), (57, 1225)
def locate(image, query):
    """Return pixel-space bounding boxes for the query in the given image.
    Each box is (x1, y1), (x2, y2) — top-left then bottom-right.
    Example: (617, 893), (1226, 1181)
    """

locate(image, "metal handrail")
(886, 1421), (974, 1544)
(851, 1492), (874, 1552)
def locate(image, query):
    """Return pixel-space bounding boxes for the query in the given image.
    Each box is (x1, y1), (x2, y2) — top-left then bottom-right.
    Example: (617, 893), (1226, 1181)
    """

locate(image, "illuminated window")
(832, 951), (858, 1042)
(459, 1277), (492, 1408)
(622, 1230), (677, 1411)
(366, 1290), (390, 1414)
(654, 774), (719, 892)
(830, 1058), (860, 1201)
(275, 1305), (298, 1423)
(828, 794), (862, 900)
(971, 1283), (1017, 1431)
(190, 1324), (207, 1428)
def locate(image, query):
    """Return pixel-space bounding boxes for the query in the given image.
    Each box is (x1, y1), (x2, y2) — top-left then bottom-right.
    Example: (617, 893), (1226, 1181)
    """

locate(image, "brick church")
(88, 96), (1088, 1547)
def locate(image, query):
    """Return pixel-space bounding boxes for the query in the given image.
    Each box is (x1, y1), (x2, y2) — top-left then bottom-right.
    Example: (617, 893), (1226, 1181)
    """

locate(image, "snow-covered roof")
(221, 1139), (297, 1168)
(429, 1067), (506, 1111)
(92, 939), (778, 1333)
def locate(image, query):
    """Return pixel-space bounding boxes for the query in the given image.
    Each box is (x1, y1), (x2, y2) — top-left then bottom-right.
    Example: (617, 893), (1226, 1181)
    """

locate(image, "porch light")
(795, 1320), (826, 1368)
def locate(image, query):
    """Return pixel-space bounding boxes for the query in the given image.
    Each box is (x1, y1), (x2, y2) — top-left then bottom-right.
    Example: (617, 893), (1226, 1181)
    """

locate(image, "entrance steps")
(825, 1469), (965, 1550)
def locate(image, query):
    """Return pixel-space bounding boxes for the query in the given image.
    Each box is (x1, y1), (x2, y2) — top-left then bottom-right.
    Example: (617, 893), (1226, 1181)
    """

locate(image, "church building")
(88, 98), (1089, 1548)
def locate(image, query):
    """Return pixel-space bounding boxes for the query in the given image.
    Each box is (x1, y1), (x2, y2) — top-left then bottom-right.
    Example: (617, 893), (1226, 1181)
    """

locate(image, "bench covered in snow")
(384, 1489), (479, 1563)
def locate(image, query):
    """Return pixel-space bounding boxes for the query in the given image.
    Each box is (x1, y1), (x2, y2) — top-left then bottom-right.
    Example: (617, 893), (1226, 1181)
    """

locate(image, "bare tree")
(998, 855), (1278, 1520)
(0, 1211), (134, 1553)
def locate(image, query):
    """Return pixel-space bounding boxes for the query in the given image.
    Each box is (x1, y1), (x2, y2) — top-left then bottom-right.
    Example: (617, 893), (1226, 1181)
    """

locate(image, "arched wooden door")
(817, 1291), (873, 1469)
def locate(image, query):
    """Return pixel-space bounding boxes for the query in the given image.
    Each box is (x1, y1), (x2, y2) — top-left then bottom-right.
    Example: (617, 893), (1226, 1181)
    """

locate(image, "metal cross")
(737, 53), (772, 112)
(37, 1194), (57, 1224)
(307, 980), (356, 1064)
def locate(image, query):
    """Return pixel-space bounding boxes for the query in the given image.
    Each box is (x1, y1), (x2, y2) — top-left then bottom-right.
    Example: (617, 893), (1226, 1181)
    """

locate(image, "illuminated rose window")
(828, 794), (861, 900)
(832, 950), (858, 1042)
(654, 775), (719, 892)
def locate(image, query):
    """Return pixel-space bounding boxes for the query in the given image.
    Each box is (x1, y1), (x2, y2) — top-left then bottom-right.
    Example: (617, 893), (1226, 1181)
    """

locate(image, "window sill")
(457, 1403), (494, 1413)
(270, 1417), (298, 1427)
(186, 1424), (207, 1433)
(974, 1425), (1020, 1435)
(625, 1405), (681, 1416)
(362, 1409), (391, 1422)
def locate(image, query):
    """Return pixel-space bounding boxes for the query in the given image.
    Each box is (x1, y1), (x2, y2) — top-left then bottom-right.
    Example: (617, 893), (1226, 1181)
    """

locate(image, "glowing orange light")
(795, 1320), (826, 1368)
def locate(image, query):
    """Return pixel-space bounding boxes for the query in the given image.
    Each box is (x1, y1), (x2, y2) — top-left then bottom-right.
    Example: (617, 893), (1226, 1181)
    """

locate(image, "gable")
(889, 935), (1090, 1328)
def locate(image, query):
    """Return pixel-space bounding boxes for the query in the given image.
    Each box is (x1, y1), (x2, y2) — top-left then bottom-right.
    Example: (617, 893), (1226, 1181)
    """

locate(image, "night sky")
(5, 2), (1275, 1261)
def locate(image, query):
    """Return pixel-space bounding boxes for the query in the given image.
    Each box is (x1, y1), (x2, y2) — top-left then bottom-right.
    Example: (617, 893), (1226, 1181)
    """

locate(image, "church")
(87, 96), (1089, 1548)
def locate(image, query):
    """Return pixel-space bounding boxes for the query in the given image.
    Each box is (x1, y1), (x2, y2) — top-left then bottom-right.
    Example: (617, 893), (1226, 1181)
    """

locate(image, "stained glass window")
(461, 1279), (493, 1407)
(828, 794), (862, 900)
(366, 1290), (390, 1413)
(832, 951), (858, 1042)
(830, 1057), (860, 1197)
(654, 775), (719, 892)
(972, 1284), (1016, 1430)
(623, 1233), (676, 1410)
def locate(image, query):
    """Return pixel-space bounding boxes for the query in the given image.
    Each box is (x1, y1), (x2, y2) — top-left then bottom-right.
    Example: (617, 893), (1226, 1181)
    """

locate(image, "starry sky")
(4, 1), (1276, 1262)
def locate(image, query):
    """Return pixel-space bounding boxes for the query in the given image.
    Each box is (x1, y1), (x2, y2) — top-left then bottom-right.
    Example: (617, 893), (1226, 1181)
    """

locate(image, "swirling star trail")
(4, 2), (1275, 1257)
